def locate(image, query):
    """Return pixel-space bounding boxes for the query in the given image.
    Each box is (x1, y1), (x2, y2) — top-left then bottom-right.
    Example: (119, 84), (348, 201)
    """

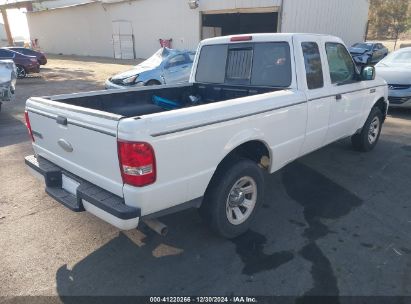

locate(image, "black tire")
(16, 65), (27, 79)
(145, 80), (161, 86)
(351, 107), (383, 152)
(199, 158), (265, 239)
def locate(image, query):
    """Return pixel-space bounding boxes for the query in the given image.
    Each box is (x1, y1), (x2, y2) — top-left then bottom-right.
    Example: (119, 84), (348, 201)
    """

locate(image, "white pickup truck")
(25, 34), (388, 238)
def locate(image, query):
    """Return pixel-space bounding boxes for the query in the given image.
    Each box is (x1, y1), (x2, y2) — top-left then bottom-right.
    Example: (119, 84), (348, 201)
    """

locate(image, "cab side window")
(167, 55), (187, 68)
(302, 42), (324, 89)
(325, 43), (356, 84)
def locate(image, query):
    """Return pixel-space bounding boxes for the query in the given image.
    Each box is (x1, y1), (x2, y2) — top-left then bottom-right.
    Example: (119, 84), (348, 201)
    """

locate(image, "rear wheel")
(199, 158), (264, 238)
(16, 65), (27, 79)
(351, 107), (383, 152)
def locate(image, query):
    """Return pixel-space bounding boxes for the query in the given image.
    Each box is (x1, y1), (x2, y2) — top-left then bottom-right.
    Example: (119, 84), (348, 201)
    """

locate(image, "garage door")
(202, 9), (279, 39)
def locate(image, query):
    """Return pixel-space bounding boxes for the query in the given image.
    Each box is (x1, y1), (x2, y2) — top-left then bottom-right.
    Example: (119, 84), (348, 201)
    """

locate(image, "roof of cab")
(200, 33), (342, 46)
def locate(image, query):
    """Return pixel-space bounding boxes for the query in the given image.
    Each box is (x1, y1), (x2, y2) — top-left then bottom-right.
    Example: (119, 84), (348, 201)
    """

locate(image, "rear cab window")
(195, 42), (292, 87)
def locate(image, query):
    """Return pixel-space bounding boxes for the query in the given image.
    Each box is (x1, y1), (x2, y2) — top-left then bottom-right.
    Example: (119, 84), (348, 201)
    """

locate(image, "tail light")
(117, 141), (156, 187)
(24, 111), (35, 142)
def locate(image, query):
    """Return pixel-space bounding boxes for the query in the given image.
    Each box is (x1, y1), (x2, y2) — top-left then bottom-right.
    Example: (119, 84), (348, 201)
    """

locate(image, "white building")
(26, 0), (370, 59)
(0, 22), (7, 46)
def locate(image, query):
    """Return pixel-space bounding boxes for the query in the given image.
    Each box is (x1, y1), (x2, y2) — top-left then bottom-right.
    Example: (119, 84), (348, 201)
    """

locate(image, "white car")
(24, 33), (388, 238)
(105, 48), (195, 89)
(375, 47), (411, 108)
(0, 59), (17, 112)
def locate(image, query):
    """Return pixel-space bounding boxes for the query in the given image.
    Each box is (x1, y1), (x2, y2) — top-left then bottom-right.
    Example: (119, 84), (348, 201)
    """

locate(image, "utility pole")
(1, 9), (13, 46)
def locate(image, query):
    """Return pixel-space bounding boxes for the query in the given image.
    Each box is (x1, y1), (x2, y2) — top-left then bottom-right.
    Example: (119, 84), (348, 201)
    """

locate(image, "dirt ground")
(16, 54), (137, 105)
(4, 54), (138, 127)
(1, 55), (411, 301)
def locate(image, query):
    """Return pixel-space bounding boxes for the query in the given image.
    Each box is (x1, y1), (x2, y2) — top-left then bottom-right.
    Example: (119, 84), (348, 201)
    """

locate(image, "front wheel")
(351, 107), (383, 152)
(199, 158), (265, 238)
(16, 65), (27, 79)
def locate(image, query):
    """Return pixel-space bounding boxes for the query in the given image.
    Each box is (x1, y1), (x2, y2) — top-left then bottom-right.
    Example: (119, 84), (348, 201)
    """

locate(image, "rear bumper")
(25, 155), (141, 230)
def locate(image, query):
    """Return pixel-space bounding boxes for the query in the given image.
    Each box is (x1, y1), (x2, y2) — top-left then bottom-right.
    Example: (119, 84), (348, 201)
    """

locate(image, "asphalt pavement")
(1, 58), (410, 302)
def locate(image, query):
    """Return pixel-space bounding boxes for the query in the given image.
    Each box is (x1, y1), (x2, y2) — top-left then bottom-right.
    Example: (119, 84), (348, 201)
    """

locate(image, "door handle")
(56, 116), (68, 125)
(335, 94), (342, 101)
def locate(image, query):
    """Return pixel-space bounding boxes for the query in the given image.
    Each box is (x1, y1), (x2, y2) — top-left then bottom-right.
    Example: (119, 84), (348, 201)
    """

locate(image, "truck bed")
(46, 83), (276, 118)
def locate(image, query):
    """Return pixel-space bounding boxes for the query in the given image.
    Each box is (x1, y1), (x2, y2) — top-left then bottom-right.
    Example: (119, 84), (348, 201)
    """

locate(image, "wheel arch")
(373, 97), (388, 121)
(16, 64), (26, 71)
(145, 79), (162, 86)
(204, 139), (271, 196)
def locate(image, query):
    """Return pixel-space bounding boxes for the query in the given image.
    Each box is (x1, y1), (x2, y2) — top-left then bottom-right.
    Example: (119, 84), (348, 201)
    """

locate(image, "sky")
(0, 8), (30, 41)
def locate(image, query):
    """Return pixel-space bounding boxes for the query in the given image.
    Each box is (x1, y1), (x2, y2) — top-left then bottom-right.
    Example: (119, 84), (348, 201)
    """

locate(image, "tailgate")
(26, 98), (124, 197)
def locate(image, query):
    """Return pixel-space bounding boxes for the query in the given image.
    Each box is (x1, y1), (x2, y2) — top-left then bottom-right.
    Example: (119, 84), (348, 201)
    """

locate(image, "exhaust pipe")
(142, 218), (168, 236)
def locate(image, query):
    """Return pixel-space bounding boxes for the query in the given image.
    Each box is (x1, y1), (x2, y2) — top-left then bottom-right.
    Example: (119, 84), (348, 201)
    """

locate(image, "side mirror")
(361, 66), (375, 81)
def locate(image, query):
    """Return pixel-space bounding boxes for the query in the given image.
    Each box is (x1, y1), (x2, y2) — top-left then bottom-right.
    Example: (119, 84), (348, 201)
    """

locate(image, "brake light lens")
(24, 111), (35, 142)
(117, 141), (156, 187)
(230, 35), (253, 42)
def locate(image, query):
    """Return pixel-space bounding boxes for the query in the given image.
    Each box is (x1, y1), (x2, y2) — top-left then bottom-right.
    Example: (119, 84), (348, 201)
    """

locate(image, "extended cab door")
(293, 36), (333, 155)
(323, 41), (367, 143)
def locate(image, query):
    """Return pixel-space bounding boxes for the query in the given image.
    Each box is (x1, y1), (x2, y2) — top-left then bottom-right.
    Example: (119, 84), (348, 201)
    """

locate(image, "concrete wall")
(104, 0), (200, 58)
(27, 0), (202, 58)
(0, 23), (7, 47)
(27, 2), (113, 57)
(281, 0), (369, 46)
(27, 0), (369, 59)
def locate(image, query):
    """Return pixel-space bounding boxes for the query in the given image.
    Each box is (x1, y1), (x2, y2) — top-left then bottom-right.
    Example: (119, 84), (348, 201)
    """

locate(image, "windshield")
(138, 49), (165, 68)
(380, 50), (411, 65)
(195, 42), (292, 87)
(352, 43), (373, 51)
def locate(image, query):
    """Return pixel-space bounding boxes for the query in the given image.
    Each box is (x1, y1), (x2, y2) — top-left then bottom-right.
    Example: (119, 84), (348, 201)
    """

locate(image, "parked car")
(0, 59), (17, 112)
(25, 33), (387, 238)
(4, 47), (47, 65)
(375, 47), (411, 108)
(0, 49), (39, 78)
(105, 48), (195, 89)
(349, 42), (388, 65)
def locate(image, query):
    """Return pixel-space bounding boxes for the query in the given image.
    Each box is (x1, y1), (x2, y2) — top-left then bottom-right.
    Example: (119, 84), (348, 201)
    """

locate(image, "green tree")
(369, 0), (411, 48)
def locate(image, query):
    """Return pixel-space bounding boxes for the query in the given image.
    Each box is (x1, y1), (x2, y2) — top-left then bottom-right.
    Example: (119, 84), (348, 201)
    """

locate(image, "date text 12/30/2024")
(150, 297), (258, 303)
